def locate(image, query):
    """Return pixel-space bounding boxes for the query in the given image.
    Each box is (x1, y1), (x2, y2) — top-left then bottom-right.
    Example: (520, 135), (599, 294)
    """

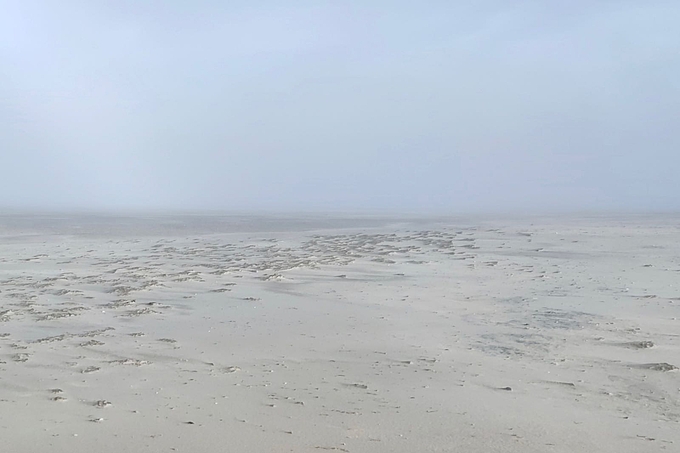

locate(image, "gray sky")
(1, 1), (678, 213)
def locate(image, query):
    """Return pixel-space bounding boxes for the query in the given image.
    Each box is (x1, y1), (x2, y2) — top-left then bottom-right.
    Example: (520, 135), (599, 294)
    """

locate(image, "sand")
(0, 213), (678, 452)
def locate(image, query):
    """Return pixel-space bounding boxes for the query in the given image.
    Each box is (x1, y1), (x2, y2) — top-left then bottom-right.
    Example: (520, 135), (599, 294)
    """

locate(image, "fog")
(1, 1), (678, 213)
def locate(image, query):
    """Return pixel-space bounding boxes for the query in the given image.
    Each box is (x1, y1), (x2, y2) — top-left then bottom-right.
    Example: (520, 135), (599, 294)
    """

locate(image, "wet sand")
(0, 213), (678, 452)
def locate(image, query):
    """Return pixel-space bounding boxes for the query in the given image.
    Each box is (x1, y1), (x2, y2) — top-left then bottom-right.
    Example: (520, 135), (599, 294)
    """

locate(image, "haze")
(1, 1), (678, 213)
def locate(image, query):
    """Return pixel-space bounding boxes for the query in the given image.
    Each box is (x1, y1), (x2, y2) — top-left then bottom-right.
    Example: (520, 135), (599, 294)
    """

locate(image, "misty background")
(1, 1), (678, 213)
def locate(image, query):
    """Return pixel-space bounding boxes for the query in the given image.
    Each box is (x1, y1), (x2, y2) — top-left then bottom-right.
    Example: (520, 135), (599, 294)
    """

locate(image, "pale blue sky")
(1, 1), (678, 212)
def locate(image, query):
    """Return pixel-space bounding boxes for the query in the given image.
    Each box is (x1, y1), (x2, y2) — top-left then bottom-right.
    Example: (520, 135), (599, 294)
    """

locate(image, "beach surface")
(0, 213), (678, 452)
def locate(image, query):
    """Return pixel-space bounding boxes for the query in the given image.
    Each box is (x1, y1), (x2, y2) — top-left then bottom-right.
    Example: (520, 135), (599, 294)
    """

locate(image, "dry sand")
(0, 213), (678, 452)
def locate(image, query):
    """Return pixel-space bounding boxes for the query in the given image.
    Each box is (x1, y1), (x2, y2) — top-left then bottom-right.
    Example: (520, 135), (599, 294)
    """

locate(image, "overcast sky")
(1, 1), (678, 213)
